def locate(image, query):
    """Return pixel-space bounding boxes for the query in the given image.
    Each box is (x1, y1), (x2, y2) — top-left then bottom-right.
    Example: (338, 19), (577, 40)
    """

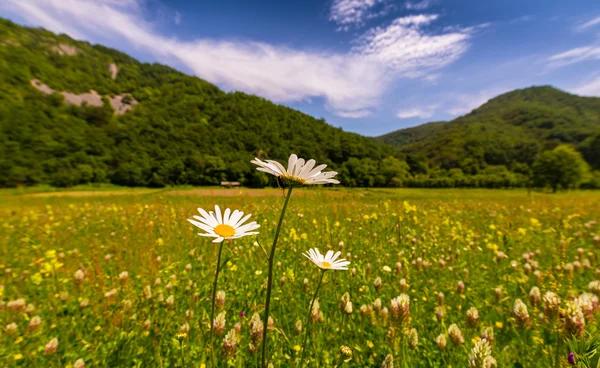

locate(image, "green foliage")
(532, 145), (590, 192)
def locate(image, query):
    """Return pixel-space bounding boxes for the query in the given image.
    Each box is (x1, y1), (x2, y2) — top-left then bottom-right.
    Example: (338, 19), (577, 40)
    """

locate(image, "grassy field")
(1, 187), (599, 367)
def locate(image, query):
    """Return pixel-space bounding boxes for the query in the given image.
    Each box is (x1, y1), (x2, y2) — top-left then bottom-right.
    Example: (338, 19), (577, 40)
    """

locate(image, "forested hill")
(376, 86), (600, 174)
(0, 19), (397, 188)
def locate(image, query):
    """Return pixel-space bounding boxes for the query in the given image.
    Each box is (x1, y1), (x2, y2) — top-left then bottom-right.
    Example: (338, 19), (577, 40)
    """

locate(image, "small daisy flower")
(251, 154), (339, 187)
(188, 205), (259, 243)
(303, 248), (350, 271)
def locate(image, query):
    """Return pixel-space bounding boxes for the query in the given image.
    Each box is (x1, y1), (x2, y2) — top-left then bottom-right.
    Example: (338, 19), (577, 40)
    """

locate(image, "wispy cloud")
(576, 15), (600, 31)
(446, 90), (500, 116)
(404, 0), (434, 11)
(396, 105), (438, 119)
(329, 0), (391, 31)
(352, 14), (472, 76)
(548, 46), (600, 67)
(1, 0), (475, 119)
(572, 75), (600, 97)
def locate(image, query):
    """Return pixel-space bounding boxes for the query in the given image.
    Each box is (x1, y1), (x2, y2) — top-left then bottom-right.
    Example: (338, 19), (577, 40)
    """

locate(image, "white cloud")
(576, 15), (600, 31)
(405, 0), (434, 10)
(572, 75), (600, 96)
(548, 46), (600, 67)
(446, 90), (499, 116)
(1, 0), (474, 119)
(329, 0), (390, 30)
(396, 105), (438, 119)
(174, 11), (181, 25)
(352, 14), (472, 75)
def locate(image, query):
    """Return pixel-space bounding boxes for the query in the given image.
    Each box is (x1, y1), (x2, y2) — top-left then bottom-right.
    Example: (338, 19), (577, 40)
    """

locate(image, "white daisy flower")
(188, 205), (259, 243)
(251, 154), (340, 187)
(303, 248), (350, 271)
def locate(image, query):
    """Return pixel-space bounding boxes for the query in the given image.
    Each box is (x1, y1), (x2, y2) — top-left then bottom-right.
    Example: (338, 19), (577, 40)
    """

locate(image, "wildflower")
(563, 300), (585, 337)
(7, 298), (26, 312)
(311, 299), (320, 322)
(295, 320), (302, 334)
(468, 338), (493, 368)
(26, 303), (35, 314)
(374, 277), (383, 292)
(303, 278), (309, 292)
(119, 271), (129, 281)
(143, 285), (152, 299)
(74, 359), (85, 368)
(180, 322), (190, 334)
(399, 278), (408, 292)
(303, 248), (350, 270)
(79, 299), (89, 308)
(344, 301), (353, 314)
(165, 295), (174, 307)
(381, 307), (389, 326)
(216, 290), (226, 309)
(436, 334), (447, 350)
(186, 309), (194, 319)
(340, 292), (351, 312)
(390, 294), (410, 323)
(188, 205), (260, 243)
(589, 280), (600, 296)
(185, 263), (192, 272)
(575, 293), (598, 318)
(408, 328), (419, 349)
(382, 354), (394, 368)
(373, 298), (382, 311)
(360, 304), (368, 317)
(74, 269), (85, 284)
(395, 262), (402, 274)
(543, 292), (561, 319)
(435, 306), (445, 321)
(340, 345), (352, 357)
(5, 322), (17, 334)
(250, 313), (264, 342)
(457, 281), (465, 294)
(44, 338), (58, 355)
(213, 312), (226, 336)
(529, 287), (541, 306)
(448, 324), (465, 346)
(29, 316), (41, 330)
(568, 352), (576, 365)
(467, 307), (479, 327)
(222, 329), (237, 355)
(144, 319), (151, 329)
(480, 326), (494, 343)
(513, 299), (530, 327)
(268, 316), (275, 329)
(104, 289), (117, 299)
(251, 154), (339, 187)
(155, 278), (162, 286)
(60, 291), (69, 301)
(438, 292), (445, 305)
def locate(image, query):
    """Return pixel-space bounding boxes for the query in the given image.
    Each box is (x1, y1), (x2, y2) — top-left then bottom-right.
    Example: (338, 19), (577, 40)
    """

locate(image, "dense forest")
(1, 19), (599, 189)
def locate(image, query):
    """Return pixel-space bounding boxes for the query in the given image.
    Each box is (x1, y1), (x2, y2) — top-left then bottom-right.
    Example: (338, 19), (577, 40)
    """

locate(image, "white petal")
(287, 154), (298, 174)
(223, 208), (231, 225)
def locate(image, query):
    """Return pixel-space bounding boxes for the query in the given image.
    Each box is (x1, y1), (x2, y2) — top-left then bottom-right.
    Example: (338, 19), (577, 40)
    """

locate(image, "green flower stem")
(209, 241), (225, 368)
(300, 269), (326, 368)
(261, 186), (293, 368)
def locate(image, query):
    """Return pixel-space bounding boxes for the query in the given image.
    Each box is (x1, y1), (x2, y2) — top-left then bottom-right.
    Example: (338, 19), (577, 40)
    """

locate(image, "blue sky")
(2, 0), (600, 136)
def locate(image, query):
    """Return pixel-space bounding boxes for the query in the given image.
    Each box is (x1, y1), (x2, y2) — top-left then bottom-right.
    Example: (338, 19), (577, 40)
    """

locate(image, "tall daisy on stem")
(300, 248), (350, 367)
(251, 154), (339, 367)
(188, 205), (259, 367)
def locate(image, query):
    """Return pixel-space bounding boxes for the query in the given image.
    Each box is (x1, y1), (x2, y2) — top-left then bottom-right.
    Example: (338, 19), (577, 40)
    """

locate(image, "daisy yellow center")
(320, 261), (332, 269)
(279, 173), (307, 185)
(214, 224), (236, 238)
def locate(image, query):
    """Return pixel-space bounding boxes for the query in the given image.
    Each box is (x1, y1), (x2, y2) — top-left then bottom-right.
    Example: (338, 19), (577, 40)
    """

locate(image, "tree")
(532, 145), (589, 192)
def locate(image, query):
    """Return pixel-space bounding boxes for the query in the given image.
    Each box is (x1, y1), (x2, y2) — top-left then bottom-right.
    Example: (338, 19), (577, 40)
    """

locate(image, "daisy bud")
(279, 276), (286, 286)
(543, 292), (561, 320)
(44, 337), (58, 355)
(468, 338), (493, 368)
(448, 324), (464, 346)
(346, 252), (352, 261)
(74, 269), (85, 284)
(435, 306), (445, 321)
(529, 287), (541, 306)
(408, 328), (419, 349)
(351, 268), (356, 276)
(481, 326), (494, 344)
(311, 299), (320, 323)
(295, 320), (302, 334)
(185, 263), (192, 272)
(381, 354), (394, 368)
(156, 256), (161, 263)
(457, 281), (465, 294)
(467, 307), (479, 328)
(436, 334), (447, 350)
(213, 312), (226, 336)
(74, 359), (85, 368)
(250, 313), (263, 342)
(5, 322), (17, 334)
(165, 295), (174, 307)
(395, 262), (402, 274)
(340, 292), (351, 311)
(29, 315), (41, 330)
(416, 257), (423, 270)
(222, 329), (237, 355)
(373, 277), (383, 292)
(399, 278), (408, 292)
(577, 247), (584, 258)
(373, 298), (382, 311)
(216, 290), (226, 309)
(338, 241), (344, 249)
(303, 278), (309, 292)
(438, 292), (445, 305)
(513, 299), (530, 327)
(344, 301), (353, 314)
(563, 300), (585, 337)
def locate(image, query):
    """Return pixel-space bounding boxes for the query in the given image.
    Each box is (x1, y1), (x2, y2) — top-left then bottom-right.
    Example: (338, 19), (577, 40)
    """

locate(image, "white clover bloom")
(188, 205), (259, 243)
(251, 154), (339, 187)
(303, 248), (350, 271)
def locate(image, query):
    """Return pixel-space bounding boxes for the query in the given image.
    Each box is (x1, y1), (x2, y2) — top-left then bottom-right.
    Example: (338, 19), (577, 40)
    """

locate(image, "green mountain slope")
(0, 19), (397, 187)
(376, 86), (600, 173)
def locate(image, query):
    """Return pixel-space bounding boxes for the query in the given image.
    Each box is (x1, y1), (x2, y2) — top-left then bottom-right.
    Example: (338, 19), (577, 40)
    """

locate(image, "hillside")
(376, 86), (600, 174)
(0, 19), (397, 188)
